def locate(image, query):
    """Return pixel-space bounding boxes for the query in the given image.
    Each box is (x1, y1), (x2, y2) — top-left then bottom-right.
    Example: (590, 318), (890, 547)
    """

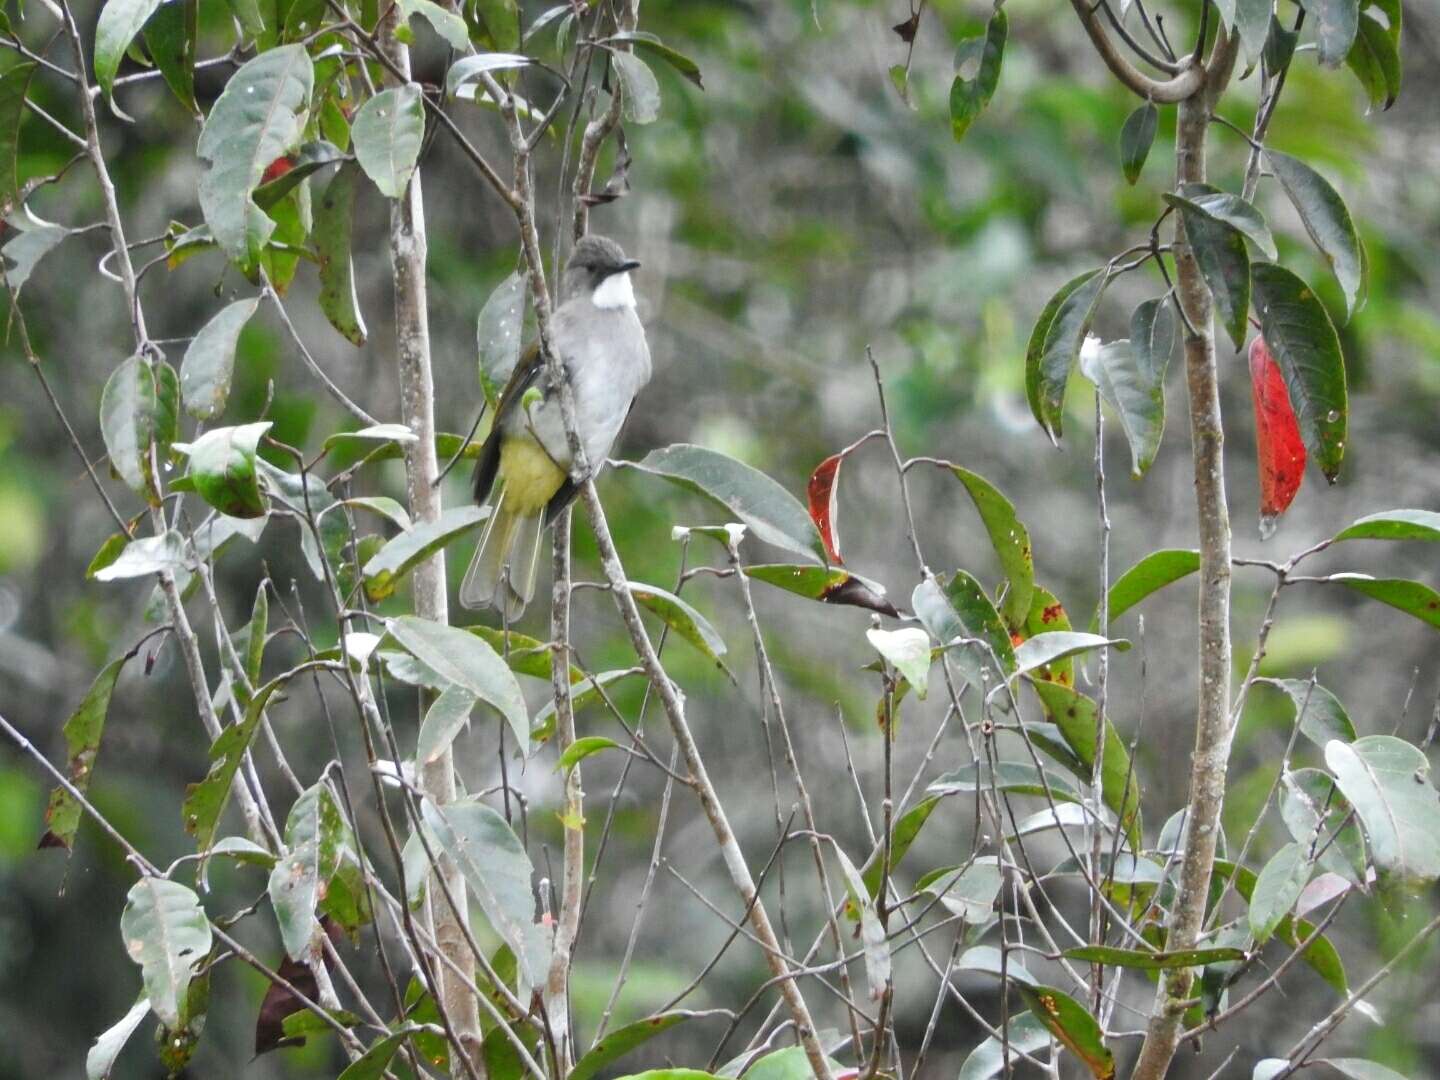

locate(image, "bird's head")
(565, 234), (641, 309)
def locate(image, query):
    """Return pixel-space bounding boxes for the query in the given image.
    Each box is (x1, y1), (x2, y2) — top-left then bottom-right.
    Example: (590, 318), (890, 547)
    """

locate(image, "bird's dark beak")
(607, 259), (641, 276)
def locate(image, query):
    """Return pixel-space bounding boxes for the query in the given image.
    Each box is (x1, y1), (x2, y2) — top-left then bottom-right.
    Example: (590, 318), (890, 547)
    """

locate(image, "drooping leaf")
(866, 627), (933, 699)
(1119, 101), (1157, 185)
(862, 796), (940, 896)
(120, 878), (212, 1029)
(609, 50), (661, 124)
(628, 445), (825, 563)
(1, 217), (67, 294)
(1026, 269), (1106, 441)
(182, 675), (286, 851)
(94, 0), (166, 99)
(950, 9), (1006, 142)
(0, 63), (36, 212)
(269, 782), (345, 960)
(807, 452), (845, 564)
(1030, 679), (1142, 849)
(1095, 549), (1198, 631)
(100, 353), (172, 499)
(743, 564), (898, 616)
(314, 161), (368, 346)
(929, 761), (1084, 805)
(830, 841), (890, 1000)
(473, 0), (520, 51)
(386, 616), (529, 754)
(1344, 0), (1402, 110)
(1234, 0), (1273, 66)
(476, 271), (526, 408)
(1257, 678), (1356, 748)
(607, 30), (704, 88)
(1090, 297), (1174, 478)
(446, 53), (534, 98)
(958, 1012), (1051, 1080)
(143, 0), (199, 115)
(1251, 262), (1347, 481)
(569, 1011), (719, 1080)
(1309, 0), (1361, 66)
(352, 84), (425, 199)
(1015, 984), (1114, 1079)
(1249, 842), (1313, 943)
(1249, 335), (1307, 537)
(41, 656), (129, 850)
(946, 465), (1034, 627)
(629, 581), (728, 668)
(92, 531), (188, 582)
(1265, 150), (1367, 318)
(180, 298), (260, 420)
(1333, 508), (1440, 544)
(556, 735), (622, 773)
(1332, 575), (1440, 632)
(1182, 183), (1278, 259)
(86, 996), (151, 1080)
(1015, 632), (1127, 676)
(420, 797), (551, 988)
(1165, 192), (1250, 349)
(179, 422), (273, 519)
(362, 505), (489, 601)
(415, 684), (476, 767)
(197, 45), (313, 269)
(1326, 735), (1440, 888)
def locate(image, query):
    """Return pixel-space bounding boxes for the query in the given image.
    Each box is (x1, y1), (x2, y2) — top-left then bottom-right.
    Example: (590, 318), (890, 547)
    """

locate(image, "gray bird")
(460, 235), (651, 618)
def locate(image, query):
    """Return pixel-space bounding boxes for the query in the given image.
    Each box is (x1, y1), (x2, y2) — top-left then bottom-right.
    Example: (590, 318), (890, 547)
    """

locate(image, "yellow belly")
(498, 434), (567, 515)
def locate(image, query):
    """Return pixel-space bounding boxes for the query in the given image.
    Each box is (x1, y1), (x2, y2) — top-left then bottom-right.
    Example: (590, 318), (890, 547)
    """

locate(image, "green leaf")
(1030, 680), (1142, 849)
(1234, 0), (1273, 66)
(1265, 150), (1367, 319)
(609, 50), (661, 124)
(912, 570), (1016, 684)
(1015, 632), (1128, 676)
(569, 1011), (717, 1080)
(337, 1029), (413, 1079)
(469, 626), (577, 682)
(741, 1048), (845, 1080)
(0, 63), (35, 212)
(331, 495), (412, 532)
(269, 782), (345, 959)
(1249, 841), (1312, 943)
(143, 0), (199, 116)
(1256, 678), (1357, 748)
(1310, 0), (1360, 66)
(1061, 945), (1246, 970)
(180, 298), (260, 420)
(1333, 575), (1440, 631)
(86, 533), (129, 579)
(1182, 183), (1278, 259)
(473, 0), (519, 51)
(1344, 0), (1402, 111)
(1082, 297), (1175, 478)
(950, 9), (1006, 142)
(42, 657), (128, 850)
(607, 31), (704, 89)
(866, 627), (932, 698)
(915, 858), (1002, 920)
(1119, 101), (1156, 185)
(1022, 585), (1075, 685)
(831, 841), (890, 998)
(314, 161), (368, 346)
(1014, 984), (1114, 1080)
(120, 878), (212, 1029)
(946, 465), (1034, 626)
(1327, 735), (1440, 887)
(252, 139), (346, 209)
(385, 615), (528, 755)
(929, 761), (1084, 805)
(954, 945), (1036, 985)
(1251, 261), (1348, 480)
(1281, 769), (1366, 884)
(1333, 508), (1440, 543)
(86, 996), (151, 1080)
(182, 674), (286, 851)
(1097, 549), (1199, 630)
(629, 581), (728, 667)
(353, 84), (425, 199)
(95, 0), (165, 99)
(197, 45), (313, 269)
(420, 797), (550, 987)
(399, 0), (469, 49)
(2, 218), (68, 295)
(100, 353), (171, 498)
(476, 271), (526, 408)
(743, 564), (898, 616)
(531, 670), (642, 744)
(628, 445), (825, 564)
(416, 684), (476, 767)
(1322, 1059), (1409, 1080)
(362, 505), (489, 601)
(446, 53), (534, 98)
(557, 735), (622, 773)
(321, 423), (419, 454)
(1165, 192), (1250, 349)
(959, 1012), (1051, 1080)
(862, 795), (939, 896)
(207, 835), (278, 867)
(1026, 269), (1106, 441)
(92, 531), (187, 581)
(180, 421), (272, 519)
(1265, 13), (1300, 72)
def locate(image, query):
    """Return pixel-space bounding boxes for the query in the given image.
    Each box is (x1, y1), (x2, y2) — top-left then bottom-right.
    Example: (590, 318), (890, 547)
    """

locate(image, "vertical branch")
(375, 11), (483, 1071)
(1131, 71), (1237, 1080)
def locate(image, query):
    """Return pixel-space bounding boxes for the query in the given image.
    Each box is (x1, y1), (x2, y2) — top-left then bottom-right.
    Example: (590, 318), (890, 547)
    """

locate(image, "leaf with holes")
(1251, 262), (1347, 481)
(120, 878), (212, 1028)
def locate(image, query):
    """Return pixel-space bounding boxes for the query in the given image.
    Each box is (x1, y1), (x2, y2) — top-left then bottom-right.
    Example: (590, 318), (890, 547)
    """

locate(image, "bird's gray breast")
(508, 299), (651, 473)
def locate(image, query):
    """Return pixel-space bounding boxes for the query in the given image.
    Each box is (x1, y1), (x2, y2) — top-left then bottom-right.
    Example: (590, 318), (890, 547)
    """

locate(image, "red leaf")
(261, 155), (296, 184)
(1250, 335), (1306, 539)
(808, 453), (845, 564)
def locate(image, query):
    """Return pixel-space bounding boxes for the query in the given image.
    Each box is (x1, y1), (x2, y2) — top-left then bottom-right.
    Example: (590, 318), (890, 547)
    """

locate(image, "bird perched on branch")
(460, 235), (651, 618)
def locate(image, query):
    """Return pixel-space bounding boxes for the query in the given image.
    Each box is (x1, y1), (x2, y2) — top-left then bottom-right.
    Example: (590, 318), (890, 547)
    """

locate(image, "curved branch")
(1069, 0), (1203, 102)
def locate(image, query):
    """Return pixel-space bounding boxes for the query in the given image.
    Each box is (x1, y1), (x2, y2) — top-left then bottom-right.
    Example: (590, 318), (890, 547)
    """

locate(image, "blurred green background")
(2, 0), (1439, 1075)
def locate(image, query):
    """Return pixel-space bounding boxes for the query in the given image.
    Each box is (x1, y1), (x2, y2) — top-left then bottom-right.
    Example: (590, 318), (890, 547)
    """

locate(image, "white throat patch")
(592, 271), (637, 310)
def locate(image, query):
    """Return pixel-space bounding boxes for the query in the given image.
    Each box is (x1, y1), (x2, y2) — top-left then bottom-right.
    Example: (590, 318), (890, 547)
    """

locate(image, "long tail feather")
(460, 483), (547, 618)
